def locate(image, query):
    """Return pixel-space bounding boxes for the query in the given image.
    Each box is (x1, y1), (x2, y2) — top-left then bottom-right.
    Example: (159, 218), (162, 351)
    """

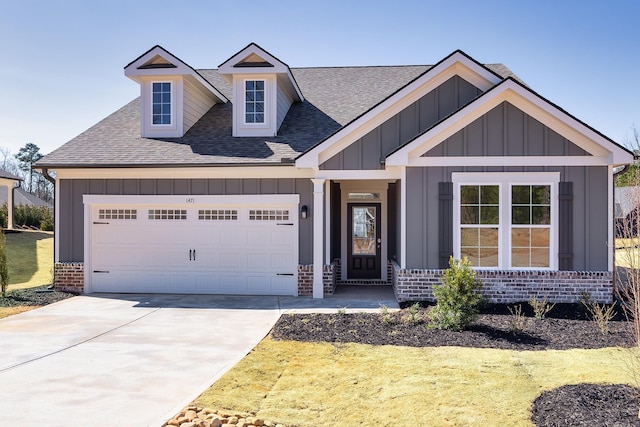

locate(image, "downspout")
(41, 168), (56, 288)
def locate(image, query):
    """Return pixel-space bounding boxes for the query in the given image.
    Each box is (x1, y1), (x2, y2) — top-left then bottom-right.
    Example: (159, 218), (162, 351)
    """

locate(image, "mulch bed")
(532, 384), (640, 427)
(0, 285), (75, 307)
(272, 302), (640, 426)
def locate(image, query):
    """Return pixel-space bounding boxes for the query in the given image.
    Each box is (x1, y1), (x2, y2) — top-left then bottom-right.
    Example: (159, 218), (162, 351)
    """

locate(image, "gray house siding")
(58, 178), (313, 264)
(425, 102), (590, 157)
(404, 165), (608, 270)
(320, 75), (482, 170)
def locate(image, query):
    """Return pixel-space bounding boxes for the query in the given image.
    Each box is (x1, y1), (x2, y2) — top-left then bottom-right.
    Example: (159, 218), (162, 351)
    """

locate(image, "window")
(453, 173), (558, 270)
(98, 209), (137, 220)
(148, 209), (187, 220)
(198, 209), (238, 221)
(249, 209), (289, 221)
(460, 185), (500, 267)
(511, 185), (551, 268)
(245, 80), (265, 123)
(152, 82), (171, 125)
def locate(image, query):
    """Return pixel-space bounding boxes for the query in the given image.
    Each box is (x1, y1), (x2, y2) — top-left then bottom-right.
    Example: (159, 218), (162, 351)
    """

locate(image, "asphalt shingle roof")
(0, 169), (21, 180)
(37, 64), (516, 168)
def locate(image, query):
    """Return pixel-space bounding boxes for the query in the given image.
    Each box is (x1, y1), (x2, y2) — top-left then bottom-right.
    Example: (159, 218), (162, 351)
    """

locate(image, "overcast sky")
(1, 0), (638, 156)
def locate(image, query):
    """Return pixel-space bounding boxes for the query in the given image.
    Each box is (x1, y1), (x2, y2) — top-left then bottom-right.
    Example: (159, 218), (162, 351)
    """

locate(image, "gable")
(386, 78), (634, 167)
(296, 50), (503, 169)
(320, 75), (483, 170)
(424, 101), (589, 158)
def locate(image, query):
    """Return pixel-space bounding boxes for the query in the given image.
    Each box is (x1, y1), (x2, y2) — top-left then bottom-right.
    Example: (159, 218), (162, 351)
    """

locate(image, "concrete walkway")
(0, 287), (397, 427)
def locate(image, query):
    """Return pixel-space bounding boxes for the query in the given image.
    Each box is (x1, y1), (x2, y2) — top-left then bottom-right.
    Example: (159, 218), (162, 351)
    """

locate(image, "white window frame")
(150, 81), (174, 127)
(452, 172), (559, 270)
(243, 79), (266, 125)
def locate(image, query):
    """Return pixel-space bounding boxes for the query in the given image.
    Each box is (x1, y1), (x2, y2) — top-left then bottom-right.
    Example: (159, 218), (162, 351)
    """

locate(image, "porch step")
(337, 280), (390, 286)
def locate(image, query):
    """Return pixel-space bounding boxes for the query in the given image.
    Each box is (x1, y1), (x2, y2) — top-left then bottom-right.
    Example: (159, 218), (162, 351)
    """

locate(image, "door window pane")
(352, 206), (376, 255)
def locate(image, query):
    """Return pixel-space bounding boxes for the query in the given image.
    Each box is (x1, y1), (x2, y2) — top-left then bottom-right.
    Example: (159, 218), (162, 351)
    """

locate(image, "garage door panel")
(91, 201), (297, 295)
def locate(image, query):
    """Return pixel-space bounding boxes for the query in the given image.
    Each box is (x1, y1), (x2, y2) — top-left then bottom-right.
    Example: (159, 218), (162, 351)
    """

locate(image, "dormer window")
(152, 82), (172, 125)
(245, 80), (265, 124)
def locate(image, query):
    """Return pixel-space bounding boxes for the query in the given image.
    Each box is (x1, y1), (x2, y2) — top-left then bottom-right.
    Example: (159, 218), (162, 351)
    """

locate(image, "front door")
(347, 203), (381, 279)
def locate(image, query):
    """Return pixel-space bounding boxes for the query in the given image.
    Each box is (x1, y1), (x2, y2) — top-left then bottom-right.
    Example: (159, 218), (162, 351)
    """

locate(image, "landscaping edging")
(164, 406), (287, 427)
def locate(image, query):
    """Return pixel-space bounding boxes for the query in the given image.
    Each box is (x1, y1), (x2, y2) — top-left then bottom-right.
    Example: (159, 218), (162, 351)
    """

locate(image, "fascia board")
(218, 43), (303, 102)
(295, 52), (502, 168)
(386, 79), (633, 166)
(125, 46), (228, 103)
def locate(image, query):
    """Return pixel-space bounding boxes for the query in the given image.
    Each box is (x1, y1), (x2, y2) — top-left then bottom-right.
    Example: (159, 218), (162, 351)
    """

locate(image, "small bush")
(529, 297), (556, 320)
(0, 204), (7, 229)
(12, 204), (53, 230)
(405, 302), (421, 324)
(428, 257), (483, 331)
(581, 292), (616, 335)
(508, 304), (526, 333)
(379, 304), (393, 324)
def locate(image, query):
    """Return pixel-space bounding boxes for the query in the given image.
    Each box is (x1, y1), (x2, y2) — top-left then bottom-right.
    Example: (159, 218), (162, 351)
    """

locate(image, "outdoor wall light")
(300, 205), (308, 219)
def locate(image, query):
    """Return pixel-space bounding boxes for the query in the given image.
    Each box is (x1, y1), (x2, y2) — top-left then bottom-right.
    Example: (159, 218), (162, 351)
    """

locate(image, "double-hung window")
(152, 82), (172, 125)
(245, 80), (265, 124)
(453, 173), (558, 270)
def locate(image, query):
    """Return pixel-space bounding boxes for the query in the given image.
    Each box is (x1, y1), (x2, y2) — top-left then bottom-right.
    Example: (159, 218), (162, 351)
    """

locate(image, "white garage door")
(86, 195), (299, 296)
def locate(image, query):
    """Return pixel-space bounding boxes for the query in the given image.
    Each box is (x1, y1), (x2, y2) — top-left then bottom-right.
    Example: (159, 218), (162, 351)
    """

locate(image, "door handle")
(193, 249), (196, 261)
(189, 249), (192, 261)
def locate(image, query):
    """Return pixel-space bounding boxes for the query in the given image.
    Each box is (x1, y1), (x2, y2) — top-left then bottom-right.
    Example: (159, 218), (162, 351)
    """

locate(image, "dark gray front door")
(347, 203), (381, 279)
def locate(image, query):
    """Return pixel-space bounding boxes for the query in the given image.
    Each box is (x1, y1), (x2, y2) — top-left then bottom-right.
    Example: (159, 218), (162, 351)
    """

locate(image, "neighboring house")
(0, 169), (22, 229)
(0, 187), (53, 211)
(36, 43), (633, 303)
(615, 186), (640, 237)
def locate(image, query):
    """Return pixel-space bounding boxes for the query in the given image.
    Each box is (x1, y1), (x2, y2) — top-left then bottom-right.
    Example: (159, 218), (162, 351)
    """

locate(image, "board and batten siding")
(183, 78), (218, 133)
(58, 178), (313, 264)
(320, 75), (482, 170)
(404, 165), (608, 271)
(425, 101), (590, 157)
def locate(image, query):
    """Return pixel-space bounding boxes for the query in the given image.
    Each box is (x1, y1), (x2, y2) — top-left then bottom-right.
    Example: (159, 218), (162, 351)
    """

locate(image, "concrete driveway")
(0, 289), (397, 427)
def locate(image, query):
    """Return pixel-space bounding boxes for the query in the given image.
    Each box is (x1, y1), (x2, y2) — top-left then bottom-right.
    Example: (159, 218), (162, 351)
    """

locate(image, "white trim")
(150, 80), (175, 128)
(125, 45), (227, 103)
(83, 194), (300, 206)
(313, 168), (403, 181)
(296, 52), (502, 169)
(311, 179), (325, 298)
(400, 167), (407, 269)
(53, 166), (314, 180)
(325, 180), (331, 266)
(407, 155), (611, 167)
(387, 80), (634, 167)
(83, 198), (91, 293)
(54, 178), (60, 262)
(242, 78), (267, 126)
(452, 172), (559, 271)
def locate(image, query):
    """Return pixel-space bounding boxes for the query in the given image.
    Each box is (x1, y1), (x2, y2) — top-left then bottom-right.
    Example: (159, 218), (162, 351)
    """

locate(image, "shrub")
(13, 204), (53, 230)
(428, 257), (483, 331)
(508, 304), (526, 333)
(581, 292), (616, 335)
(405, 302), (422, 324)
(529, 297), (556, 320)
(0, 203), (7, 229)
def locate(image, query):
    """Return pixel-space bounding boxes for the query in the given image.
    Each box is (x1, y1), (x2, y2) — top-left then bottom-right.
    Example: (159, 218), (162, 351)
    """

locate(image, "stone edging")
(164, 406), (288, 427)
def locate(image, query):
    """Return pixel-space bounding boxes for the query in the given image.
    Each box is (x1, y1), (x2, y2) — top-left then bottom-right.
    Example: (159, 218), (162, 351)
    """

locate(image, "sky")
(0, 0), (638, 157)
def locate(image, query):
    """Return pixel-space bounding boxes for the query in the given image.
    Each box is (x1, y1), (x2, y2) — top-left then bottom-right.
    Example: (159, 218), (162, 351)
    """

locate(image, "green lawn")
(5, 230), (54, 290)
(195, 338), (636, 426)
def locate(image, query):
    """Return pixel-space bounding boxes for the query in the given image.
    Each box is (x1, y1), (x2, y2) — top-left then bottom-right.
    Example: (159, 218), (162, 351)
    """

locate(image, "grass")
(5, 230), (53, 290)
(194, 338), (635, 426)
(0, 230), (53, 318)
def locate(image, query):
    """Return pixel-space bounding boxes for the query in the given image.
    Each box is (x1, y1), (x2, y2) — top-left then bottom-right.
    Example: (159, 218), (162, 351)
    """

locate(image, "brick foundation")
(297, 261), (337, 296)
(54, 262), (85, 294)
(392, 261), (613, 304)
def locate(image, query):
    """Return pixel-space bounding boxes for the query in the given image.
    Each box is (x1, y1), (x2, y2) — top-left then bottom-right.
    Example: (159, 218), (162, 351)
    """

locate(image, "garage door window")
(99, 209), (137, 220)
(148, 209), (187, 220)
(198, 209), (238, 220)
(249, 209), (289, 221)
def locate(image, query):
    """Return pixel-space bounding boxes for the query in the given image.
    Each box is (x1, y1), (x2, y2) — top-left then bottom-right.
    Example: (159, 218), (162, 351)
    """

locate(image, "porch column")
(7, 185), (14, 230)
(311, 178), (326, 298)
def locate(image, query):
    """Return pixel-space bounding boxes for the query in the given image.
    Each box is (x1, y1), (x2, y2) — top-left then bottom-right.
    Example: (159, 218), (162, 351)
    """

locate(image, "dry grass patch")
(6, 231), (53, 290)
(0, 305), (39, 319)
(194, 338), (633, 427)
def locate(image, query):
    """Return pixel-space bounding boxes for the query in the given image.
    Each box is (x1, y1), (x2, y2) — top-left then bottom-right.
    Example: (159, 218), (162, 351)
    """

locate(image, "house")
(36, 43), (633, 303)
(0, 169), (22, 229)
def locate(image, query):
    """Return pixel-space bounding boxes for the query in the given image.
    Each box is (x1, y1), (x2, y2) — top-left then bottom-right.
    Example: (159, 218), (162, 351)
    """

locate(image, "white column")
(7, 185), (13, 230)
(400, 167), (407, 268)
(311, 178), (326, 298)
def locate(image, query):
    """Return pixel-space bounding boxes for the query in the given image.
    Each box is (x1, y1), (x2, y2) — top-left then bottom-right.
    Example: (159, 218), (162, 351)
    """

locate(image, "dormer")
(125, 46), (227, 138)
(218, 43), (304, 137)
